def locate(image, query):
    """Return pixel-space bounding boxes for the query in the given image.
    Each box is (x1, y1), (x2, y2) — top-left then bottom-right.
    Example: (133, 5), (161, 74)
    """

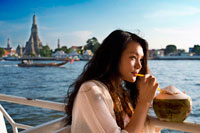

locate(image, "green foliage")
(84, 37), (100, 53)
(164, 45), (177, 55)
(39, 45), (52, 57)
(55, 48), (62, 52)
(0, 48), (5, 57)
(76, 49), (82, 54)
(179, 49), (185, 53)
(66, 47), (73, 54)
(53, 37), (100, 55)
(55, 46), (68, 53)
(192, 45), (200, 55)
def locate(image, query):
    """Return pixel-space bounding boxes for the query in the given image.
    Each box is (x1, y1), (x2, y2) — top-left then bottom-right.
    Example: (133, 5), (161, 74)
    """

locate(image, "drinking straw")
(136, 74), (162, 93)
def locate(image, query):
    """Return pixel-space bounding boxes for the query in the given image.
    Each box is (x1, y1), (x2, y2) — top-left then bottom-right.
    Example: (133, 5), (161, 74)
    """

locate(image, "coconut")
(153, 86), (192, 122)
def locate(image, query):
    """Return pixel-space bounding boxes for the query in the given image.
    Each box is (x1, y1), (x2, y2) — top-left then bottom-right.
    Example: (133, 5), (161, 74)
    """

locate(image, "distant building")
(81, 50), (93, 60)
(68, 50), (80, 57)
(52, 50), (68, 59)
(23, 14), (43, 56)
(165, 49), (186, 56)
(70, 46), (84, 51)
(5, 38), (13, 51)
(84, 49), (93, 56)
(4, 50), (18, 57)
(149, 49), (164, 58)
(57, 39), (61, 49)
(2, 38), (18, 57)
(16, 45), (23, 57)
(189, 47), (193, 54)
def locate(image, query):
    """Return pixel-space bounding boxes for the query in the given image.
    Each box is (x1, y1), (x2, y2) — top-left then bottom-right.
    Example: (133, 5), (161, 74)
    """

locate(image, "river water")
(0, 60), (200, 133)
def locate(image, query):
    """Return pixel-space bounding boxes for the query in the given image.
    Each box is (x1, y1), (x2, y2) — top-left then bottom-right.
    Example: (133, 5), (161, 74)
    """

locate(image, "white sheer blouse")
(71, 80), (155, 133)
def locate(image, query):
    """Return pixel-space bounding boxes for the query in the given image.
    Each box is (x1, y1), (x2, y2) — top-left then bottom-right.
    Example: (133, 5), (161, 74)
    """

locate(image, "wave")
(0, 64), (17, 67)
(189, 112), (200, 117)
(195, 83), (200, 86)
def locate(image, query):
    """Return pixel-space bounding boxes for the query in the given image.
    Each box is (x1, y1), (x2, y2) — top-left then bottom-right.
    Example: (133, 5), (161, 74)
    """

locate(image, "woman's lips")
(131, 72), (138, 76)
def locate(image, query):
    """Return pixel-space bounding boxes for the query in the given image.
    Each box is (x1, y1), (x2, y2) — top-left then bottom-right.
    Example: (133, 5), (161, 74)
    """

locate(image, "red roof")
(4, 49), (17, 56)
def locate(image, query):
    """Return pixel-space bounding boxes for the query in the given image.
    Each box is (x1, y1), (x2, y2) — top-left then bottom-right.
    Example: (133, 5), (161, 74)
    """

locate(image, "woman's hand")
(125, 75), (158, 132)
(137, 74), (158, 104)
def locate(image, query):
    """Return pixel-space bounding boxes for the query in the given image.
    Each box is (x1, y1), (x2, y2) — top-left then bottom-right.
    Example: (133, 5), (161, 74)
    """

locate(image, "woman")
(65, 30), (159, 133)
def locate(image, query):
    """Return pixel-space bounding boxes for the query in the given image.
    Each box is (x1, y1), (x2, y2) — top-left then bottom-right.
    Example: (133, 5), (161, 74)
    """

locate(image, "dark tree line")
(191, 45), (200, 55)
(0, 48), (5, 57)
(164, 45), (177, 55)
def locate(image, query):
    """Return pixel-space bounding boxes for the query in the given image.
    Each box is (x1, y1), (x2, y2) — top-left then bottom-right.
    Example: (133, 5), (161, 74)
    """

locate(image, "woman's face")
(119, 41), (144, 83)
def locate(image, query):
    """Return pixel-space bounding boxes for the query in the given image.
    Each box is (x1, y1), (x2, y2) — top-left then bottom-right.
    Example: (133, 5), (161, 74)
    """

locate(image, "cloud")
(145, 7), (200, 18)
(72, 31), (93, 40)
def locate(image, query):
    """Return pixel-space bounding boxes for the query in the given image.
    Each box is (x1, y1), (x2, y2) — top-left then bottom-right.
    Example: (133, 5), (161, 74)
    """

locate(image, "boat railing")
(0, 93), (65, 133)
(0, 93), (200, 133)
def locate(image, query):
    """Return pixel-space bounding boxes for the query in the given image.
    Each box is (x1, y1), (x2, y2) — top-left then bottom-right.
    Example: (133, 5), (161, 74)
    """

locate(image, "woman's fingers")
(154, 82), (159, 90)
(137, 74), (159, 103)
(138, 74), (158, 90)
(145, 75), (157, 87)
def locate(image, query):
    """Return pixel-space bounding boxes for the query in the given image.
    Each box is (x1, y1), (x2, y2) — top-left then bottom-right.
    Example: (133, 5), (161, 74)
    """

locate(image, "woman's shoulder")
(79, 80), (108, 93)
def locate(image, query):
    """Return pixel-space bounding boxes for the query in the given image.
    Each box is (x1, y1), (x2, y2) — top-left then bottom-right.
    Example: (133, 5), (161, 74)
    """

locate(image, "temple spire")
(7, 38), (10, 48)
(33, 14), (37, 25)
(23, 14), (43, 56)
(58, 38), (61, 48)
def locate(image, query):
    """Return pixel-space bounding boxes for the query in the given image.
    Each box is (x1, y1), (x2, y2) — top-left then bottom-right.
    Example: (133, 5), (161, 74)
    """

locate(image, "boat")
(18, 60), (68, 67)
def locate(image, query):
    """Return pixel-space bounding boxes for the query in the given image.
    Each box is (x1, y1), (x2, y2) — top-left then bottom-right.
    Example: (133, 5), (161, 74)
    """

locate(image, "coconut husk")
(153, 86), (192, 122)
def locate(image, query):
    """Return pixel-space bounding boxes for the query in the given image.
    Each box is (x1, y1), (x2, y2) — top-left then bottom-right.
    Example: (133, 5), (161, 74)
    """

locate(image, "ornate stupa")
(23, 14), (43, 56)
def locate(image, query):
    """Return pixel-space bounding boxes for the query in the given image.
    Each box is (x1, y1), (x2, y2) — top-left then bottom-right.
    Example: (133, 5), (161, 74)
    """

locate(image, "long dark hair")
(64, 29), (149, 125)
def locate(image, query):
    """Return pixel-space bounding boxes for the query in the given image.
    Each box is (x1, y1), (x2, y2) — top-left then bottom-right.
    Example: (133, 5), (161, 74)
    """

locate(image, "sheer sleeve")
(71, 80), (128, 133)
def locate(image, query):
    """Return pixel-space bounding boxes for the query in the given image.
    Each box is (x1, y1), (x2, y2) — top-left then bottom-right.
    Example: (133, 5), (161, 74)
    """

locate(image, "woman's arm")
(125, 75), (158, 133)
(125, 101), (151, 132)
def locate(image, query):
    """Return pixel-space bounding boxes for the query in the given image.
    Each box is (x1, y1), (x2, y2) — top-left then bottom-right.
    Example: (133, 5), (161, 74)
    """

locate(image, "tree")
(39, 45), (52, 57)
(66, 47), (73, 54)
(55, 46), (68, 53)
(0, 48), (5, 57)
(192, 45), (200, 55)
(84, 37), (100, 53)
(164, 45), (177, 55)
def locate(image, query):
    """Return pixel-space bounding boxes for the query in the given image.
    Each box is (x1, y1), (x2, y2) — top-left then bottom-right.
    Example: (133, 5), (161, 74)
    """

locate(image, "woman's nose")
(134, 60), (142, 70)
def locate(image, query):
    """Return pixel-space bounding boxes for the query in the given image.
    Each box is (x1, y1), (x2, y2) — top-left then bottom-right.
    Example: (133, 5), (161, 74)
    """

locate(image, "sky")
(1, 0), (200, 51)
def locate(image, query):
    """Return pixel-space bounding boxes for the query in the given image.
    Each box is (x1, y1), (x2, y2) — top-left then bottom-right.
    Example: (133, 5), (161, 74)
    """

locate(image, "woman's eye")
(130, 56), (136, 60)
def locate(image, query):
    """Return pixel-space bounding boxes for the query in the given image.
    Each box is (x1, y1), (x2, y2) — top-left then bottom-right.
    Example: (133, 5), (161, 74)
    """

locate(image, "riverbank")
(3, 56), (200, 61)
(150, 55), (200, 60)
(2, 57), (63, 61)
